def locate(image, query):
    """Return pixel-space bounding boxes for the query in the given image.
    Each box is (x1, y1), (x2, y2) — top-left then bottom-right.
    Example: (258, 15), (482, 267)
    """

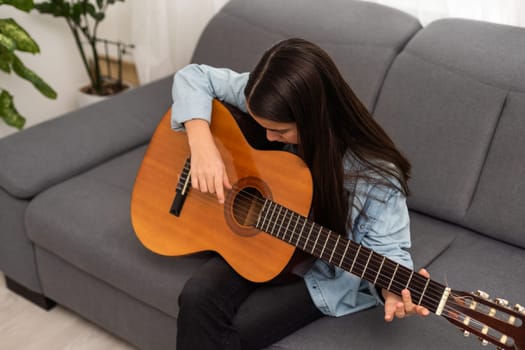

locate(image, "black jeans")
(176, 255), (323, 350)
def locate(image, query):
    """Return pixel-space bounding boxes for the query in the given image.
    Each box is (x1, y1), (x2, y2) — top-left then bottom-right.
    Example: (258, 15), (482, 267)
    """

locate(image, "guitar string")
(221, 189), (447, 305)
(221, 190), (510, 336)
(180, 167), (509, 333)
(178, 188), (509, 339)
(254, 200), (448, 310)
(250, 198), (512, 341)
(226, 189), (445, 301)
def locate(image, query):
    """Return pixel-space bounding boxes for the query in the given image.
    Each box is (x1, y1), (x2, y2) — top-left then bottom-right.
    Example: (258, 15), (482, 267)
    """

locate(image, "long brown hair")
(244, 38), (410, 235)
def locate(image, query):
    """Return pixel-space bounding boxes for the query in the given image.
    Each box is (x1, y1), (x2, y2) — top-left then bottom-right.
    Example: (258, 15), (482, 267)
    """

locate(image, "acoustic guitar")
(131, 100), (524, 349)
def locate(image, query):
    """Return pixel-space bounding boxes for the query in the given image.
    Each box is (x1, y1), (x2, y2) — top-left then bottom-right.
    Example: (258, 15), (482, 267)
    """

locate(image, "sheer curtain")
(130, 0), (228, 84)
(365, 0), (525, 26)
(130, 0), (524, 85)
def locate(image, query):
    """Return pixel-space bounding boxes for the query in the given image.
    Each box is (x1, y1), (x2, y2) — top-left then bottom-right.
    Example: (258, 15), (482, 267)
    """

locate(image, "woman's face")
(250, 113), (298, 144)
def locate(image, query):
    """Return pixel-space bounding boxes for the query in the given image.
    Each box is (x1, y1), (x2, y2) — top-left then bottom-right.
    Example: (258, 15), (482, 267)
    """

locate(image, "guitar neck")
(255, 198), (449, 315)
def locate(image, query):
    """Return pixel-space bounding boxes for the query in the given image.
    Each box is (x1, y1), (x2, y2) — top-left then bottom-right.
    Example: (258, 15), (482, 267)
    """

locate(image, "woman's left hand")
(382, 268), (431, 322)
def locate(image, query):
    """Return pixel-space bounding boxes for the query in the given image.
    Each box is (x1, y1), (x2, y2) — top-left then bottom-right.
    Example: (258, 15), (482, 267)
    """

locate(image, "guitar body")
(131, 100), (313, 282)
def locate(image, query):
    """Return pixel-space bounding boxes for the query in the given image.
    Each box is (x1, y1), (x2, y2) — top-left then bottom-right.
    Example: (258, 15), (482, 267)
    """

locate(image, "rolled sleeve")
(170, 64), (249, 131)
(359, 187), (413, 270)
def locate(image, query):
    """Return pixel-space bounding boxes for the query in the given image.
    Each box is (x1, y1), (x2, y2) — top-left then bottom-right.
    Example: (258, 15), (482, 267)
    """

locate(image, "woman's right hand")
(185, 119), (232, 204)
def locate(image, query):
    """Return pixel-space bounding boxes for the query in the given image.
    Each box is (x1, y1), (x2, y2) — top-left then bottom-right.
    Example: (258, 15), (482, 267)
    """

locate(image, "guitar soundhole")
(225, 177), (271, 237)
(232, 187), (265, 227)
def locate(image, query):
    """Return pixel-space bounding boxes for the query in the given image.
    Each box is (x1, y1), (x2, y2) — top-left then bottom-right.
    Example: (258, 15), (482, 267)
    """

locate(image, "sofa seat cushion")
(426, 230), (525, 305)
(25, 145), (212, 318)
(269, 300), (477, 350)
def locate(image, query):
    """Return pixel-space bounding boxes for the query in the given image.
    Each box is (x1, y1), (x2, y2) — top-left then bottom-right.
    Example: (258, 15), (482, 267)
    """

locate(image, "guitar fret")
(281, 208), (293, 242)
(339, 241), (350, 268)
(319, 231), (330, 259)
(270, 203), (279, 232)
(260, 201), (270, 231)
(297, 217), (308, 245)
(373, 256), (386, 285)
(418, 278), (430, 306)
(257, 199), (269, 230)
(311, 226), (323, 254)
(290, 214), (300, 245)
(303, 223), (316, 250)
(263, 201), (275, 232)
(361, 250), (373, 279)
(274, 206), (284, 238)
(405, 270), (414, 290)
(278, 206), (286, 236)
(349, 245), (361, 273)
(328, 234), (339, 263)
(388, 264), (399, 291)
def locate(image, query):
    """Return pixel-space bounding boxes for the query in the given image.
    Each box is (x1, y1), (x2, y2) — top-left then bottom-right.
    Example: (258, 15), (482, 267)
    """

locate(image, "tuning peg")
(479, 338), (489, 346)
(474, 290), (490, 299)
(462, 330), (470, 337)
(514, 304), (525, 314)
(494, 298), (509, 306)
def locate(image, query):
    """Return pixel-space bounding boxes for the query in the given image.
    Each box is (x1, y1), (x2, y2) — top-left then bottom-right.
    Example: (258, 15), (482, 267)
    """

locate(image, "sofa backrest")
(192, 0), (421, 111)
(374, 19), (525, 248)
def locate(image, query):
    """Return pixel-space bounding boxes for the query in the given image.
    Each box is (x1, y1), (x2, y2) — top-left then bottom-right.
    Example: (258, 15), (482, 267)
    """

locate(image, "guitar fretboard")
(255, 198), (447, 314)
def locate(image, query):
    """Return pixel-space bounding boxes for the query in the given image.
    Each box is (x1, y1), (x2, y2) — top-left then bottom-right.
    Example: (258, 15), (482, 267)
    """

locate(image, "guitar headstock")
(441, 289), (525, 349)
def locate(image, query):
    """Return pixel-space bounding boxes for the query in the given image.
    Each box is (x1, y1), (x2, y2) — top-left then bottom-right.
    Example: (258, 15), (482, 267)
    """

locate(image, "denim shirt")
(171, 64), (414, 317)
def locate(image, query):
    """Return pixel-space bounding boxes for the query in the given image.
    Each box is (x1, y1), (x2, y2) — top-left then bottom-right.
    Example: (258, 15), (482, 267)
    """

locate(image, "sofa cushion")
(269, 302), (477, 350)
(464, 92), (525, 248)
(0, 76), (172, 199)
(192, 0), (421, 111)
(426, 230), (525, 308)
(408, 211), (457, 269)
(25, 145), (211, 318)
(374, 19), (525, 226)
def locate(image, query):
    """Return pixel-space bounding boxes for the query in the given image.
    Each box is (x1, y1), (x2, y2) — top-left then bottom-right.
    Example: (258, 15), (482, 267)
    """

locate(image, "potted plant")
(0, 0), (57, 129)
(34, 0), (133, 100)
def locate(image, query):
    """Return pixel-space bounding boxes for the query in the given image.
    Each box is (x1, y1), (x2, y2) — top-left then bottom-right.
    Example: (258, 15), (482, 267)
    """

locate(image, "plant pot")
(76, 82), (131, 109)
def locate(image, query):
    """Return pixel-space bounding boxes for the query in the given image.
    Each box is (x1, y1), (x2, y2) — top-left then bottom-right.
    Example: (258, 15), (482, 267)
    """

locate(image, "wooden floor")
(0, 272), (135, 350)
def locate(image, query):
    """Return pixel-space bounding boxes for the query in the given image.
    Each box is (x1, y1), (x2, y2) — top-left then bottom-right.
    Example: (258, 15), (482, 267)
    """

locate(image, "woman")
(171, 38), (430, 349)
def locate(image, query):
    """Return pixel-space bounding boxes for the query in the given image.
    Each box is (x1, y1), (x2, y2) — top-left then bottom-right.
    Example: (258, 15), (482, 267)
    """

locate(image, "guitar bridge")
(170, 158), (191, 217)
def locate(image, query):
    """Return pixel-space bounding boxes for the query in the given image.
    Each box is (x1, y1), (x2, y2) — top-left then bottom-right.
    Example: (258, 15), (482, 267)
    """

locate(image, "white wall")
(0, 2), (132, 138)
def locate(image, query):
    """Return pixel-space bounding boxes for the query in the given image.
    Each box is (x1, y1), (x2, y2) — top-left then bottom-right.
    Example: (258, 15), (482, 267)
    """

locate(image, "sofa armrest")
(0, 76), (173, 199)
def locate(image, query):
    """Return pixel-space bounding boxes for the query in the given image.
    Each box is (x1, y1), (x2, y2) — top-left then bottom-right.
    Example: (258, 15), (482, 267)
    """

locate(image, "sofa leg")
(5, 276), (56, 310)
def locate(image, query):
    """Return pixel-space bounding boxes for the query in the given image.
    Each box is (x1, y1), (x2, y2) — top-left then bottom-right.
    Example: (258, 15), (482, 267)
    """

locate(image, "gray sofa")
(1, 0), (524, 349)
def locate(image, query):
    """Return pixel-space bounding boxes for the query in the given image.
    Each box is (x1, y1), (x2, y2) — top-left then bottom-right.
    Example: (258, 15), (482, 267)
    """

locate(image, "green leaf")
(0, 60), (11, 72)
(0, 45), (13, 72)
(0, 0), (34, 12)
(0, 89), (26, 129)
(92, 11), (104, 21)
(96, 0), (103, 9)
(0, 18), (40, 53)
(0, 32), (16, 52)
(11, 54), (57, 99)
(34, 0), (70, 18)
(84, 3), (101, 21)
